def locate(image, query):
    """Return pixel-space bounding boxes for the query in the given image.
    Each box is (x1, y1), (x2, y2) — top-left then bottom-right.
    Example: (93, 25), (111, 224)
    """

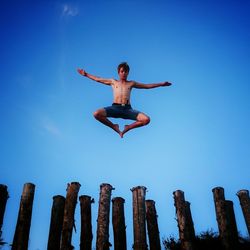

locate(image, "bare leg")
(93, 109), (123, 137)
(121, 113), (150, 137)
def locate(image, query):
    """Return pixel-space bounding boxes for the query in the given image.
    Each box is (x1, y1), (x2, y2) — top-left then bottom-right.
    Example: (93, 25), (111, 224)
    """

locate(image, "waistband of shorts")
(112, 103), (131, 107)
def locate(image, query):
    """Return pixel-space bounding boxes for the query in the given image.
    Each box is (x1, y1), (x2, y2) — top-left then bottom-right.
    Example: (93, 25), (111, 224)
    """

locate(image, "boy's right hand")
(77, 68), (87, 76)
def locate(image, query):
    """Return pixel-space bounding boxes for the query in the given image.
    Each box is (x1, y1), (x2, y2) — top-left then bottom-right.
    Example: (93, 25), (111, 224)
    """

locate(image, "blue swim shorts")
(104, 103), (140, 120)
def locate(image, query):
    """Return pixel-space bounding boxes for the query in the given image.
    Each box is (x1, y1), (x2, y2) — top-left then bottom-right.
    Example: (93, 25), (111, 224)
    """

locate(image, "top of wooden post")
(145, 200), (156, 207)
(173, 190), (184, 195)
(23, 183), (35, 187)
(69, 182), (81, 186)
(66, 182), (81, 192)
(53, 195), (65, 200)
(22, 183), (35, 194)
(100, 183), (115, 190)
(212, 187), (225, 200)
(131, 186), (147, 192)
(212, 186), (224, 192)
(236, 189), (249, 196)
(112, 197), (125, 203)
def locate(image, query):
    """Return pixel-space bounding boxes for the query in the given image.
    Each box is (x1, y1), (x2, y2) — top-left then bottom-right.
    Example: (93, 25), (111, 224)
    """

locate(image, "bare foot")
(121, 125), (130, 137)
(113, 124), (122, 137)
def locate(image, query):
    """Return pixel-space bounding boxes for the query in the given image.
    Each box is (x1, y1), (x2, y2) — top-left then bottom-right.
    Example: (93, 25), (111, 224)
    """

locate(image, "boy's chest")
(113, 82), (133, 94)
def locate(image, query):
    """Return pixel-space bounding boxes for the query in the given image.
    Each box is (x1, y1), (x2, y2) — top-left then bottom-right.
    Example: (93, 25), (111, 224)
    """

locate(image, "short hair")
(117, 62), (130, 73)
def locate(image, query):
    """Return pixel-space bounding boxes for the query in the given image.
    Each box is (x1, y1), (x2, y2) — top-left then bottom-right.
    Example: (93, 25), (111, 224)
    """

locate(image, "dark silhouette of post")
(131, 186), (148, 250)
(212, 187), (238, 250)
(60, 182), (81, 250)
(237, 189), (250, 236)
(145, 200), (161, 250)
(0, 184), (9, 239)
(225, 200), (238, 239)
(79, 195), (94, 250)
(96, 183), (114, 250)
(47, 195), (65, 250)
(112, 197), (127, 250)
(184, 201), (195, 241)
(12, 183), (35, 250)
(173, 190), (195, 250)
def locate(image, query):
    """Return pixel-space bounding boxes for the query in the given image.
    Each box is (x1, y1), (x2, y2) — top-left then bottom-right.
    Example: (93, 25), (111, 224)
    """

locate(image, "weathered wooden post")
(212, 187), (238, 250)
(145, 200), (161, 250)
(237, 189), (250, 236)
(96, 183), (114, 250)
(12, 183), (35, 250)
(60, 182), (81, 250)
(131, 186), (148, 250)
(173, 190), (195, 250)
(225, 200), (238, 240)
(0, 184), (9, 239)
(112, 197), (127, 250)
(47, 195), (65, 250)
(79, 195), (94, 250)
(184, 201), (195, 240)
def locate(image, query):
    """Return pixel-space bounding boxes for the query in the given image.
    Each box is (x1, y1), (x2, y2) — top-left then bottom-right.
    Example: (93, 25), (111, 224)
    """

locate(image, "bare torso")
(111, 79), (135, 104)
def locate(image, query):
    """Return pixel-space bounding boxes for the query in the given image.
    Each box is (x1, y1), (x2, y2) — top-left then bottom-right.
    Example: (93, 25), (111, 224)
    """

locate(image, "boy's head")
(117, 62), (130, 74)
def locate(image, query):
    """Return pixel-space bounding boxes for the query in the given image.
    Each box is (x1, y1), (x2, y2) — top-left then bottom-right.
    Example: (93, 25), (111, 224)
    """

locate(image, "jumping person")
(77, 62), (172, 138)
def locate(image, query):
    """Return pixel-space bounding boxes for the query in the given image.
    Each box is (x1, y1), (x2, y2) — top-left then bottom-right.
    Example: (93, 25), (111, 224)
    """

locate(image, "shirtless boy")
(77, 62), (172, 138)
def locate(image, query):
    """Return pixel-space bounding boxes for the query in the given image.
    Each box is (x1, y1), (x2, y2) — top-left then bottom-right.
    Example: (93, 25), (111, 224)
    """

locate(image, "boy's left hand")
(162, 81), (172, 86)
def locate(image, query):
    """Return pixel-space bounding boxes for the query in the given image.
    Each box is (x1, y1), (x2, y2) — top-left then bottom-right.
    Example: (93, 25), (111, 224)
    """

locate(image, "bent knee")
(144, 116), (150, 125)
(93, 109), (106, 119)
(137, 114), (150, 125)
(93, 110), (99, 118)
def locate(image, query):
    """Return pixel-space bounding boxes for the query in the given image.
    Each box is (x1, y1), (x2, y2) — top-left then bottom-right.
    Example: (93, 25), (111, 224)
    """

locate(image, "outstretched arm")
(77, 68), (113, 85)
(134, 81), (172, 89)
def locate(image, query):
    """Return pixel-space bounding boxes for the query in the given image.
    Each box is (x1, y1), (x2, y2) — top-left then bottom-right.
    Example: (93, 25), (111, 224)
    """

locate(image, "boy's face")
(118, 67), (129, 81)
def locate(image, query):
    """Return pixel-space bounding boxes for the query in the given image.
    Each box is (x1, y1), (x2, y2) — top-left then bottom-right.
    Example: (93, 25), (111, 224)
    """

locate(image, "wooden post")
(47, 195), (65, 250)
(96, 183), (114, 250)
(184, 201), (195, 241)
(173, 190), (195, 250)
(131, 186), (148, 250)
(12, 183), (35, 250)
(0, 184), (9, 239)
(212, 187), (226, 236)
(237, 189), (250, 236)
(145, 200), (161, 250)
(60, 182), (81, 250)
(212, 187), (238, 250)
(112, 197), (127, 250)
(79, 195), (94, 250)
(225, 200), (238, 242)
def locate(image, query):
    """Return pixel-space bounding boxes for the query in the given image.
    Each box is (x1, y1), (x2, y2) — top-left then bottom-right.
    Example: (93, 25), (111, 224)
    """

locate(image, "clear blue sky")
(1, 0), (250, 249)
